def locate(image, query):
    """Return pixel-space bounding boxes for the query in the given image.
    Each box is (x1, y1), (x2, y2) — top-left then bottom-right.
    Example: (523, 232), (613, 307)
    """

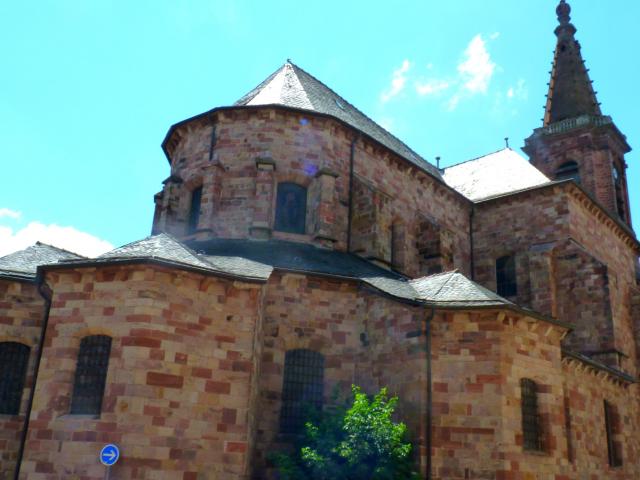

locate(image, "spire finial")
(556, 0), (571, 25)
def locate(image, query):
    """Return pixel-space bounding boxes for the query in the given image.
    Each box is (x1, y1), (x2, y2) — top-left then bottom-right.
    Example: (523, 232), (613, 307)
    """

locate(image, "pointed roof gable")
(235, 62), (443, 179)
(543, 0), (602, 125)
(411, 271), (512, 307)
(442, 148), (551, 201)
(0, 243), (85, 280)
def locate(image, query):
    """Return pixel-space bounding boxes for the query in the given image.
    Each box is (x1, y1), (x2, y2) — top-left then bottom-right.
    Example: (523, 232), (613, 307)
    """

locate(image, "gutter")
(13, 275), (51, 480)
(38, 257), (269, 284)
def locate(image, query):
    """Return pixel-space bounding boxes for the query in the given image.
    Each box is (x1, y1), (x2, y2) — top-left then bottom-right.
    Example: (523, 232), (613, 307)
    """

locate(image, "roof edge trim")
(37, 257), (268, 284)
(160, 104), (471, 206)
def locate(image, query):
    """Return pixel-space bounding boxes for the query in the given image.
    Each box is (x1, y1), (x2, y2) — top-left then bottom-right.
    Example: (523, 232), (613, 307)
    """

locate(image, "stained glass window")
(274, 183), (307, 234)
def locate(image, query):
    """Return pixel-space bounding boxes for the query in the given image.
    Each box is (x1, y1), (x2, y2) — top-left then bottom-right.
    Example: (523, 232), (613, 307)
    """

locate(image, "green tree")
(270, 386), (420, 480)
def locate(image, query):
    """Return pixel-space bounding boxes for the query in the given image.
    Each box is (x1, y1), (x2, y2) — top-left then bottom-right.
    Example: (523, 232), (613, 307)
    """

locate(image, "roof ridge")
(443, 148), (513, 170)
(431, 271), (457, 299)
(33, 241), (86, 259)
(234, 63), (287, 106)
(289, 62), (434, 169)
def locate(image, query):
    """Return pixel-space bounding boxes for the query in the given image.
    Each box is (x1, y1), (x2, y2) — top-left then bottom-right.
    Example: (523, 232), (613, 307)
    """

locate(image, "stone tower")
(523, 0), (633, 226)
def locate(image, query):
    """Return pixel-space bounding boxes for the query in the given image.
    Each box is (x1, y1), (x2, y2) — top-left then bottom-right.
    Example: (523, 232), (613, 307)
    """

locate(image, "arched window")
(70, 335), (112, 415)
(604, 400), (623, 467)
(280, 349), (324, 434)
(496, 255), (517, 297)
(187, 186), (203, 234)
(555, 161), (580, 184)
(274, 182), (307, 234)
(521, 378), (543, 451)
(0, 342), (30, 415)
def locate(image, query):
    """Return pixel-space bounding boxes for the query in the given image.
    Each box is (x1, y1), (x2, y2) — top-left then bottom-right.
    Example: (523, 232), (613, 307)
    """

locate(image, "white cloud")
(380, 60), (411, 103)
(0, 222), (114, 258)
(0, 208), (21, 219)
(458, 34), (496, 94)
(507, 78), (528, 101)
(416, 79), (450, 96)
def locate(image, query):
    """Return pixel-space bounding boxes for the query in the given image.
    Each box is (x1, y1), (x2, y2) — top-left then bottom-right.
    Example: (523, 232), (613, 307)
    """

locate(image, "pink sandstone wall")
(473, 185), (640, 374)
(526, 125), (632, 224)
(18, 265), (263, 480)
(0, 279), (44, 480)
(153, 108), (472, 277)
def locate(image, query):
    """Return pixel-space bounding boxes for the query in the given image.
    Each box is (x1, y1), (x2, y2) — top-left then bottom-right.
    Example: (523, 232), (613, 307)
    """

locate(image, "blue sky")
(0, 0), (638, 256)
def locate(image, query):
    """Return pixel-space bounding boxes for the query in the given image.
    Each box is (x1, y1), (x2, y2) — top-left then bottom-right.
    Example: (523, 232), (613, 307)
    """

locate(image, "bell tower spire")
(543, 0), (601, 126)
(524, 0), (633, 227)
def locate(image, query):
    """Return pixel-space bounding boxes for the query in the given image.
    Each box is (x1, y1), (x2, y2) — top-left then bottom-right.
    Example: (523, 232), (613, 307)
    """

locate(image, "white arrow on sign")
(100, 444), (120, 466)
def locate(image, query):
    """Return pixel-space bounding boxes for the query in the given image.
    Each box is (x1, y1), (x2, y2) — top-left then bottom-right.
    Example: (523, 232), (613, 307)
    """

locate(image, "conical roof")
(235, 61), (443, 179)
(543, 0), (602, 125)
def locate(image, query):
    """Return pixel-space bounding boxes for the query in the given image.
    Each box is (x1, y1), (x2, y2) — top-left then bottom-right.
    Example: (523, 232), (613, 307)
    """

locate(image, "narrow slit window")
(188, 186), (203, 234)
(70, 335), (112, 415)
(0, 342), (30, 415)
(521, 378), (543, 451)
(555, 161), (580, 184)
(604, 400), (623, 467)
(613, 165), (627, 222)
(496, 255), (517, 297)
(280, 349), (324, 434)
(274, 183), (307, 234)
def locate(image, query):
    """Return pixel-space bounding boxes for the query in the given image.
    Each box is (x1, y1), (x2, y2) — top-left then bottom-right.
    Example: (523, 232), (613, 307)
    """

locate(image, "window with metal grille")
(604, 400), (623, 467)
(496, 255), (517, 297)
(274, 183), (307, 235)
(280, 349), (324, 434)
(70, 335), (112, 415)
(555, 161), (580, 184)
(188, 186), (203, 234)
(0, 342), (30, 415)
(521, 378), (543, 451)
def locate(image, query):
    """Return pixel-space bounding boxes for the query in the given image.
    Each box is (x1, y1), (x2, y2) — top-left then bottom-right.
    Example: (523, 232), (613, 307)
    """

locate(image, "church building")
(1, 1), (638, 478)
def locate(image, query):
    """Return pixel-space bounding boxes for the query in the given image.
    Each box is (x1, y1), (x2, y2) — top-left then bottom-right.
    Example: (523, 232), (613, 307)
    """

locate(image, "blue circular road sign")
(100, 444), (120, 466)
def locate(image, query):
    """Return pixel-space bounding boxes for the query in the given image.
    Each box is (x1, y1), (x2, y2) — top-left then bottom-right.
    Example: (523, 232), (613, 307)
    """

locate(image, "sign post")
(100, 444), (120, 480)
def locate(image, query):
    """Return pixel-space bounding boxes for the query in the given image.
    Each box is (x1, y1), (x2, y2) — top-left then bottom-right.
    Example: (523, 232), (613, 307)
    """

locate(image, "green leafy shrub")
(270, 385), (420, 480)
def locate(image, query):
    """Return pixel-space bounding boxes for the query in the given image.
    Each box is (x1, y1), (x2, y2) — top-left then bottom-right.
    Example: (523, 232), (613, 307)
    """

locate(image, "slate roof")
(410, 271), (513, 307)
(52, 233), (272, 281)
(3, 234), (564, 326)
(190, 237), (418, 301)
(0, 243), (84, 281)
(234, 62), (443, 180)
(543, 1), (601, 126)
(442, 148), (552, 201)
